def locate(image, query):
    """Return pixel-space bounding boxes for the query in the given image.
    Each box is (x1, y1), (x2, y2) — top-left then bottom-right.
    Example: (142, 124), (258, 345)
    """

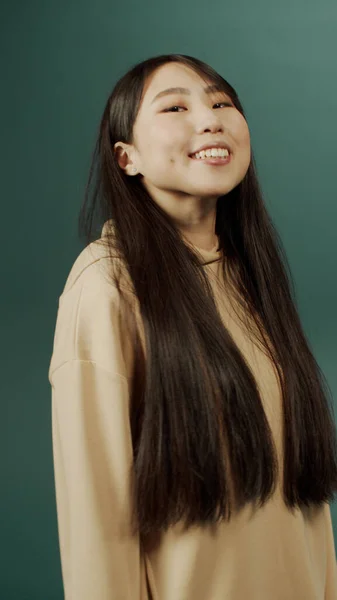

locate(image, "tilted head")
(112, 56), (251, 211)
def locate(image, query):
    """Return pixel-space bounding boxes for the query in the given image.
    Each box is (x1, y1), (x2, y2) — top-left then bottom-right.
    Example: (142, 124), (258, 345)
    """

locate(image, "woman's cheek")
(231, 112), (250, 140)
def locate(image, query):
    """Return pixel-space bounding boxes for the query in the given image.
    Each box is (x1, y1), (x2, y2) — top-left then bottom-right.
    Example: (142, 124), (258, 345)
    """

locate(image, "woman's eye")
(163, 106), (185, 112)
(163, 102), (233, 113)
(214, 102), (233, 108)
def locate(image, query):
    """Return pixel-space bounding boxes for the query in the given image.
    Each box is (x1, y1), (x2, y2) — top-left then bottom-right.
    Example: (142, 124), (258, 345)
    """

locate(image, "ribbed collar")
(192, 242), (222, 266)
(101, 220), (221, 266)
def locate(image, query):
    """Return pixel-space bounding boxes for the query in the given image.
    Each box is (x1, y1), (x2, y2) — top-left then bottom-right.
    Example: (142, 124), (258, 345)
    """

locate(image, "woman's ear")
(114, 142), (138, 176)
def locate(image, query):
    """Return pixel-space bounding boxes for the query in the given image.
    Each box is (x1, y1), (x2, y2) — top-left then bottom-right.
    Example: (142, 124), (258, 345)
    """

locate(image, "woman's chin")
(189, 185), (236, 198)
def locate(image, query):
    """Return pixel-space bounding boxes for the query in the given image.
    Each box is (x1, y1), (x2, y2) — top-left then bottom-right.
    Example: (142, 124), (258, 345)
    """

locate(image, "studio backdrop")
(1, 0), (336, 598)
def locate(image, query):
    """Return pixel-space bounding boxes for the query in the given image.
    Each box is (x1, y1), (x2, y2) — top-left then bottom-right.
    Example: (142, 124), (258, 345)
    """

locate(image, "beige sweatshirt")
(48, 220), (337, 600)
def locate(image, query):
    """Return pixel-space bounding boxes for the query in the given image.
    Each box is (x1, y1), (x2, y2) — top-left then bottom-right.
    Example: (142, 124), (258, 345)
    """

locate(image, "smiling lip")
(189, 141), (232, 156)
(190, 154), (231, 166)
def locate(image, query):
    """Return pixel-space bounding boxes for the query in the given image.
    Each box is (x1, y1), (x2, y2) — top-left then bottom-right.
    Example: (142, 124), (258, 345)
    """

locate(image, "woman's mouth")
(189, 147), (231, 166)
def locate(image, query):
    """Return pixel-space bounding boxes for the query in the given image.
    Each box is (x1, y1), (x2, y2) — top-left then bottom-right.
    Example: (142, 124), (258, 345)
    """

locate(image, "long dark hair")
(79, 53), (337, 540)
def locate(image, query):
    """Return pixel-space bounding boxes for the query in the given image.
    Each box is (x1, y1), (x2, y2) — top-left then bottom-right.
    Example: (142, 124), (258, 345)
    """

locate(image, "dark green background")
(1, 1), (336, 597)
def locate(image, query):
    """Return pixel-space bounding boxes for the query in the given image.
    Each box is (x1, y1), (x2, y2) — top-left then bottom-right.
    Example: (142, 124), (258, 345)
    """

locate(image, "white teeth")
(193, 148), (229, 160)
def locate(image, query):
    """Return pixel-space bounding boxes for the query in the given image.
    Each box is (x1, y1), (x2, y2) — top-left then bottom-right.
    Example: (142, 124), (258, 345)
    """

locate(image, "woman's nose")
(195, 109), (224, 134)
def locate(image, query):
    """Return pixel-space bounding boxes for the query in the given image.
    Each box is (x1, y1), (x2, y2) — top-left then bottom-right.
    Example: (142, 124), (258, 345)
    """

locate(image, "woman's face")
(116, 62), (251, 204)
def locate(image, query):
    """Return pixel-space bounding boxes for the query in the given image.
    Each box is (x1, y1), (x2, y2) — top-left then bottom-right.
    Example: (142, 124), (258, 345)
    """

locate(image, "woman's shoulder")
(60, 240), (112, 296)
(49, 238), (135, 383)
(60, 220), (132, 299)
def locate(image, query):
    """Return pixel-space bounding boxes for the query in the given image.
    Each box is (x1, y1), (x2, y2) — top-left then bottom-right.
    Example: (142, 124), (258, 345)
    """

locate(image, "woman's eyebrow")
(151, 84), (224, 104)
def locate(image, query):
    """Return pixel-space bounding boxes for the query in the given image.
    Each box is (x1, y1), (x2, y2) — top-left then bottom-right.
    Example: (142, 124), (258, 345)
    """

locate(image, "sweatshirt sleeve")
(51, 360), (144, 600)
(48, 256), (146, 599)
(323, 502), (337, 599)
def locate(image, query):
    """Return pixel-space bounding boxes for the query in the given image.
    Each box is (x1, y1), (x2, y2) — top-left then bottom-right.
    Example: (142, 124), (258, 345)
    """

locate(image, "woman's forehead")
(141, 63), (219, 107)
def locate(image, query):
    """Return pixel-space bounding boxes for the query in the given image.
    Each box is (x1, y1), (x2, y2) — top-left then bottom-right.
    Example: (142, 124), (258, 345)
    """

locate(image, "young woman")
(48, 54), (337, 599)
